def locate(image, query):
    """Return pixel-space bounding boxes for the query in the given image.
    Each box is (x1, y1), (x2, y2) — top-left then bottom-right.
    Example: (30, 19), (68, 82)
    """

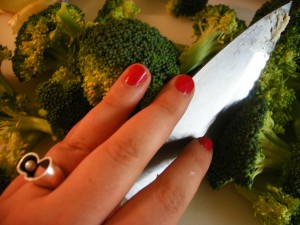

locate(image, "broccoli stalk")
(0, 107), (52, 135)
(235, 184), (300, 225)
(178, 4), (246, 74)
(206, 95), (293, 190)
(292, 100), (300, 142)
(56, 2), (84, 39)
(207, 0), (300, 190)
(0, 45), (53, 193)
(12, 2), (85, 82)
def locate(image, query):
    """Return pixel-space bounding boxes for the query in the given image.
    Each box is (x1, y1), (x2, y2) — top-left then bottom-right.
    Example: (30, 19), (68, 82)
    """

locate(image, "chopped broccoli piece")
(165, 0), (208, 18)
(207, 0), (300, 190)
(206, 94), (292, 189)
(70, 18), (180, 108)
(94, 0), (140, 22)
(0, 45), (51, 193)
(179, 4), (246, 73)
(235, 184), (300, 225)
(36, 67), (92, 140)
(12, 2), (85, 82)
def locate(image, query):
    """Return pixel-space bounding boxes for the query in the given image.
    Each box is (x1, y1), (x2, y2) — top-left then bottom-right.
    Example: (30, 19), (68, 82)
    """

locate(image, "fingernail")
(125, 64), (147, 86)
(175, 75), (194, 95)
(198, 136), (213, 151)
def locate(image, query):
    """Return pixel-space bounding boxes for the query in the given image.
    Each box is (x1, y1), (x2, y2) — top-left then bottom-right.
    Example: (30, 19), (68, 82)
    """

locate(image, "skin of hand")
(0, 63), (213, 225)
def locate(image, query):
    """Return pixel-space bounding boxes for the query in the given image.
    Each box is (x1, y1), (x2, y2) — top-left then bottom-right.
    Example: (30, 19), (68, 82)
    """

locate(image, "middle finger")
(51, 75), (195, 224)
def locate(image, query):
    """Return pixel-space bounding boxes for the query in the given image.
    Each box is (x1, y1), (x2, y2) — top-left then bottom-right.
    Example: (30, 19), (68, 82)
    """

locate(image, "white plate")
(0, 1), (267, 224)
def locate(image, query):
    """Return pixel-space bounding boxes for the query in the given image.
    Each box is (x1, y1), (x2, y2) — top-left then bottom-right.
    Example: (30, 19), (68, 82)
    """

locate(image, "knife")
(125, 2), (292, 200)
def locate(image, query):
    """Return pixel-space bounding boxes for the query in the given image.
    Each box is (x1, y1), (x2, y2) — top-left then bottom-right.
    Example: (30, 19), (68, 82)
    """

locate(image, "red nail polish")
(125, 64), (147, 86)
(198, 136), (213, 151)
(175, 75), (194, 95)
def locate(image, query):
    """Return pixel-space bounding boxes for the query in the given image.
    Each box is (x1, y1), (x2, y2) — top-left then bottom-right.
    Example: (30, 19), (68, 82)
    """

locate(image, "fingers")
(46, 64), (151, 175)
(106, 137), (213, 225)
(49, 74), (195, 224)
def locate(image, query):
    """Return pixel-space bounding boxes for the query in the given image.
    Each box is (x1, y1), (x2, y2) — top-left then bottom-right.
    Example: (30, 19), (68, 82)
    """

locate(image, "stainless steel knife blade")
(125, 2), (292, 200)
(170, 1), (292, 141)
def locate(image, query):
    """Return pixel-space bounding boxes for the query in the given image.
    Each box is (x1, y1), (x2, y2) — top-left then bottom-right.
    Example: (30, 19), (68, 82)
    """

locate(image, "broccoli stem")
(0, 71), (15, 97)
(22, 131), (47, 151)
(44, 44), (69, 70)
(292, 100), (300, 142)
(260, 117), (291, 170)
(260, 118), (291, 170)
(57, 2), (84, 39)
(179, 29), (221, 73)
(4, 115), (53, 135)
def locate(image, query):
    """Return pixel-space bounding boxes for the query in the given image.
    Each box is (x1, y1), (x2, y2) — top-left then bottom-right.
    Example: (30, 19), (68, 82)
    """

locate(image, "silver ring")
(17, 152), (65, 189)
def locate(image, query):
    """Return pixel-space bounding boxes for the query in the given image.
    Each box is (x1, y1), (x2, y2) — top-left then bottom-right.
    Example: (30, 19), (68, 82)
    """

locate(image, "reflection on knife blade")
(126, 2), (292, 200)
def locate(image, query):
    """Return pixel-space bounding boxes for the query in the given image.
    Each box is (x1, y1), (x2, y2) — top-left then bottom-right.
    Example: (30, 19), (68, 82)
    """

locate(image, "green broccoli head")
(12, 2), (85, 82)
(179, 4), (246, 73)
(71, 18), (180, 108)
(207, 94), (292, 190)
(165, 0), (208, 18)
(36, 67), (92, 140)
(94, 0), (140, 22)
(235, 184), (300, 225)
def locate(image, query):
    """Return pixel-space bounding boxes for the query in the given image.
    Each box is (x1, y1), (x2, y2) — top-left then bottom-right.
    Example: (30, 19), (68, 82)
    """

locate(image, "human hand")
(0, 64), (213, 225)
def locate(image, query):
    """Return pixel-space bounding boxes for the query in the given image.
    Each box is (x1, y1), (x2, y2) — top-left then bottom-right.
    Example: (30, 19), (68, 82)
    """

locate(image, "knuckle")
(155, 180), (186, 215)
(102, 93), (122, 110)
(155, 101), (177, 118)
(106, 137), (141, 166)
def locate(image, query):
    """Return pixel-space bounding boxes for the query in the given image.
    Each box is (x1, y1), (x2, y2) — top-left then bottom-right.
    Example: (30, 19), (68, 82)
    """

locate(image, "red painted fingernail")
(198, 136), (213, 151)
(125, 64), (147, 86)
(175, 75), (194, 95)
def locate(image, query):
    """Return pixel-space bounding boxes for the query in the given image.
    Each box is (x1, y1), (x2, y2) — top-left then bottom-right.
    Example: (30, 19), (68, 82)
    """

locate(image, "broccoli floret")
(206, 95), (292, 189)
(179, 4), (246, 73)
(94, 0), (140, 22)
(235, 184), (300, 225)
(165, 0), (208, 18)
(36, 67), (92, 140)
(207, 0), (300, 190)
(12, 2), (85, 82)
(70, 18), (180, 108)
(0, 45), (51, 192)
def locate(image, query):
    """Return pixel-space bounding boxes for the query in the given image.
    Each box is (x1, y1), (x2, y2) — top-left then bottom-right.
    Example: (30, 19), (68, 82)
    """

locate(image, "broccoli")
(12, 2), (85, 82)
(165, 0), (208, 18)
(206, 94), (293, 189)
(235, 184), (300, 225)
(207, 0), (300, 190)
(280, 143), (300, 199)
(292, 100), (300, 142)
(178, 4), (246, 74)
(70, 18), (180, 108)
(94, 0), (140, 22)
(0, 45), (51, 193)
(36, 67), (92, 140)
